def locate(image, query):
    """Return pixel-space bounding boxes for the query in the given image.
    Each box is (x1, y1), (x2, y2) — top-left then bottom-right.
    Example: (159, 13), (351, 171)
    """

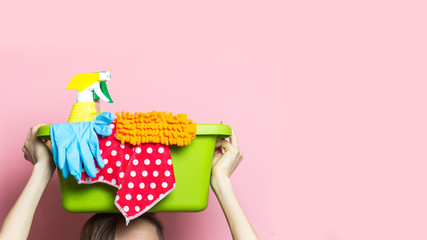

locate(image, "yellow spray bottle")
(66, 71), (113, 122)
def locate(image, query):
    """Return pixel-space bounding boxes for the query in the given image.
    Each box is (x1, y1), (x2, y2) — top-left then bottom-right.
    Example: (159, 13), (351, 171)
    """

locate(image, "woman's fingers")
(221, 122), (238, 148)
(44, 140), (52, 152)
(212, 147), (223, 166)
(216, 138), (234, 151)
(29, 124), (44, 139)
(23, 124), (50, 165)
(229, 128), (239, 148)
(211, 126), (246, 179)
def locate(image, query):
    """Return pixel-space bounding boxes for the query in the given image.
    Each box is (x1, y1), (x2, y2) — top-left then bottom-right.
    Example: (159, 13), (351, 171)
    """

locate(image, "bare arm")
(210, 128), (259, 240)
(0, 125), (55, 240)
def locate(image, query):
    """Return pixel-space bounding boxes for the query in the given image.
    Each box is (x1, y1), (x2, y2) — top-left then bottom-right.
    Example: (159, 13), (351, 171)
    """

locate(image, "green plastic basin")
(37, 124), (231, 212)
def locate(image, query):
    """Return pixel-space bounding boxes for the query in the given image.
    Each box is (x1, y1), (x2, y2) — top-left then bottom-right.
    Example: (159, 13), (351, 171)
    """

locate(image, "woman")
(0, 124), (258, 240)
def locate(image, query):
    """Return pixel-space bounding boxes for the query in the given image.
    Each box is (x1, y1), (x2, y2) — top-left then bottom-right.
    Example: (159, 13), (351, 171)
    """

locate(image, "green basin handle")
(37, 124), (231, 140)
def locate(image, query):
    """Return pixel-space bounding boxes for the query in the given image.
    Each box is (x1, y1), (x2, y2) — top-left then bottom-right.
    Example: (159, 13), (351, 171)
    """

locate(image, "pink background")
(1, 0), (427, 239)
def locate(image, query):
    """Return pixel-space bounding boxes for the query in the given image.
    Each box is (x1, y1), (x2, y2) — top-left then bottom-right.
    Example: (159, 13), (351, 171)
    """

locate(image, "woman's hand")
(210, 126), (259, 240)
(0, 125), (56, 240)
(211, 128), (244, 182)
(22, 124), (55, 178)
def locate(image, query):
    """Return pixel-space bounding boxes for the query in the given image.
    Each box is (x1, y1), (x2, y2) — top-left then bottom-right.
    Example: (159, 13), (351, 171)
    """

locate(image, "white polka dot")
(162, 182), (168, 188)
(115, 195), (120, 201)
(135, 206), (140, 211)
(147, 194), (154, 200)
(130, 171), (136, 177)
(150, 182), (156, 189)
(139, 183), (145, 189)
(144, 206), (150, 211)
(137, 194), (142, 200)
(100, 150), (103, 155)
(158, 147), (164, 153)
(159, 194), (165, 198)
(119, 172), (124, 178)
(126, 194), (132, 200)
(107, 168), (113, 173)
(109, 123), (115, 129)
(111, 179), (116, 184)
(123, 206), (129, 212)
(153, 171), (159, 177)
(142, 171), (148, 177)
(111, 150), (117, 156)
(173, 183), (176, 187)
(125, 154), (130, 160)
(114, 133), (116, 137)
(156, 159), (161, 165)
(167, 159), (172, 165)
(147, 147), (153, 154)
(120, 144), (125, 149)
(119, 184), (122, 189)
(96, 168), (100, 173)
(144, 159), (150, 165)
(116, 161), (121, 167)
(133, 159), (139, 165)
(86, 177), (91, 182)
(99, 176), (104, 181)
(128, 182), (134, 188)
(135, 147), (141, 153)
(104, 159), (109, 164)
(106, 141), (112, 147)
(164, 170), (171, 177)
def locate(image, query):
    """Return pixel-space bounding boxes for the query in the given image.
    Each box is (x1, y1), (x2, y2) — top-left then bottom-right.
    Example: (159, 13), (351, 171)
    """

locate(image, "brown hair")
(80, 213), (164, 240)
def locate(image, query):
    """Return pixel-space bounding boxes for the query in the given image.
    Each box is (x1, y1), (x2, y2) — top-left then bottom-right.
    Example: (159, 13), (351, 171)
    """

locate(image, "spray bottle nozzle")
(99, 71), (111, 81)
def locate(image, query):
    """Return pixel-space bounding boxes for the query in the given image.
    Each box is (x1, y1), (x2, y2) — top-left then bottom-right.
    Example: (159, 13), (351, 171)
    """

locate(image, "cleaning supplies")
(67, 71), (113, 122)
(39, 123), (231, 213)
(36, 71), (232, 217)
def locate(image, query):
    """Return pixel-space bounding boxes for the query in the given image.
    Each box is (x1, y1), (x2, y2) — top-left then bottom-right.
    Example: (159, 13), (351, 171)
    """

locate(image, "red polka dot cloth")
(79, 122), (176, 224)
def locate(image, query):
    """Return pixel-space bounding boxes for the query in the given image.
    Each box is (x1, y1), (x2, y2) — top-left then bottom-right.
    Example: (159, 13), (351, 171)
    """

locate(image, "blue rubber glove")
(50, 112), (116, 180)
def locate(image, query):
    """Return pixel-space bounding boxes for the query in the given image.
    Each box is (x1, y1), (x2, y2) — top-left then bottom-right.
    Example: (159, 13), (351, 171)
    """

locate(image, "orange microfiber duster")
(115, 111), (197, 146)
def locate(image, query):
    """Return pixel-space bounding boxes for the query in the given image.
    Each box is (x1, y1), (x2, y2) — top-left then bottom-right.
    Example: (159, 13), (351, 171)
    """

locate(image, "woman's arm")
(0, 124), (55, 240)
(210, 128), (259, 240)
